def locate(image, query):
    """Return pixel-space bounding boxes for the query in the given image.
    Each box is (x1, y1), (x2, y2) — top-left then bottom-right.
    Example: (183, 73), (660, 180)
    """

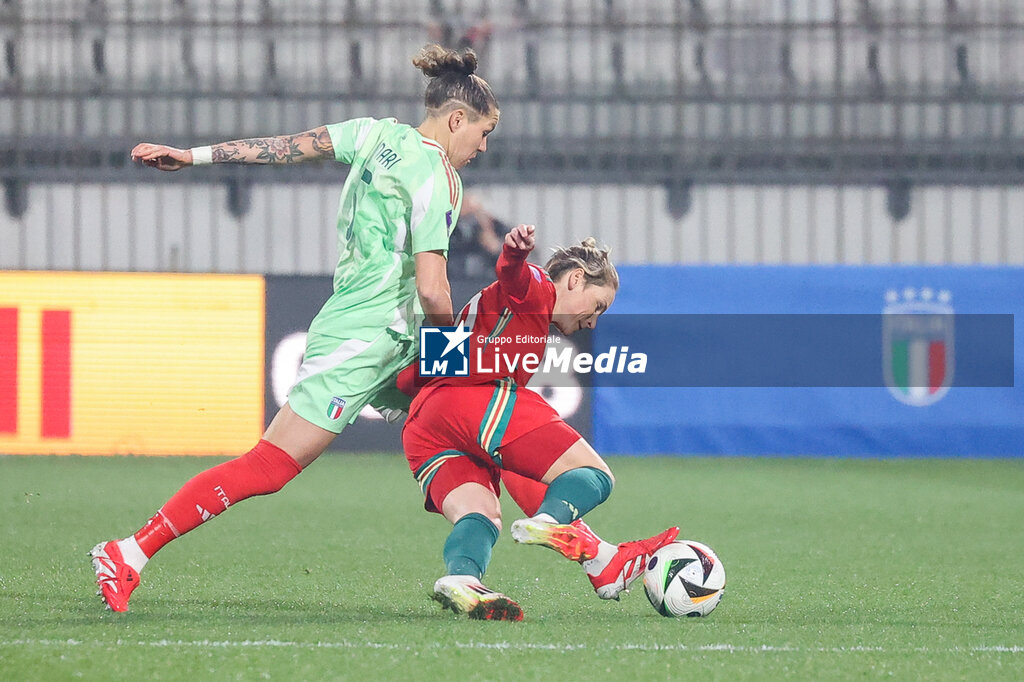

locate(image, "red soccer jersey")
(452, 243), (555, 387)
(402, 243), (578, 515)
(398, 242), (555, 396)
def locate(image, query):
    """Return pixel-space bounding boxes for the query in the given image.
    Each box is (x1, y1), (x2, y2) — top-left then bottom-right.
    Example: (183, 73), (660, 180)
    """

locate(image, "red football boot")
(90, 540), (141, 612)
(509, 515), (602, 561)
(585, 525), (680, 600)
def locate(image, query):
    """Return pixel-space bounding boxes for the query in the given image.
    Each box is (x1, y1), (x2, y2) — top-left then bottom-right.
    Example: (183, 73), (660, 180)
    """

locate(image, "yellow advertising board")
(0, 272), (264, 455)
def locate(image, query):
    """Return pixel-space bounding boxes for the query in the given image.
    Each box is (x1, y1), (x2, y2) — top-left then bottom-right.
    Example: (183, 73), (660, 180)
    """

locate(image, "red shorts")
(403, 382), (581, 513)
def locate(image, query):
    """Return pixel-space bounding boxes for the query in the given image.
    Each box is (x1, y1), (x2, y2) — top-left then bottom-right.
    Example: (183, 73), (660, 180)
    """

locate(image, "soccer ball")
(643, 540), (726, 617)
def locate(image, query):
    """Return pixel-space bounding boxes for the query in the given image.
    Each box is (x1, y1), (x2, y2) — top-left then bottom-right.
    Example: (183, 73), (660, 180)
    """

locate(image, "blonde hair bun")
(545, 237), (618, 290)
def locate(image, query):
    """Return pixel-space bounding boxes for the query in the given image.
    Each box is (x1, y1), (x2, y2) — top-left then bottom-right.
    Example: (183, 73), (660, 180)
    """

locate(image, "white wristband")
(190, 145), (213, 166)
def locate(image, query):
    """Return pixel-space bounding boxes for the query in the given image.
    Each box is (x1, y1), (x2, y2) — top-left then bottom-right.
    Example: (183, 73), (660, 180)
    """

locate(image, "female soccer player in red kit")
(402, 224), (677, 620)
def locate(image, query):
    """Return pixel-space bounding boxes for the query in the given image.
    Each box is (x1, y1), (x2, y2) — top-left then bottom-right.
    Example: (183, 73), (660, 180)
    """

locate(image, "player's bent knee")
(238, 439), (303, 498)
(441, 482), (502, 526)
(262, 404), (337, 469)
(577, 457), (614, 485)
(450, 509), (501, 533)
(542, 438), (614, 485)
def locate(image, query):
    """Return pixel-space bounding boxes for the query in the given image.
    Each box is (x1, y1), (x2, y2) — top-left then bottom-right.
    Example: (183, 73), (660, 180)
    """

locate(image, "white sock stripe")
(158, 510), (181, 538)
(117, 536), (150, 574)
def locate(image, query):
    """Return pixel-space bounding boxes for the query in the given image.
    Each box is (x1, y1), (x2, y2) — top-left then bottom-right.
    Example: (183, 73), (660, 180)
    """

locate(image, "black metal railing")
(1, 0), (1022, 187)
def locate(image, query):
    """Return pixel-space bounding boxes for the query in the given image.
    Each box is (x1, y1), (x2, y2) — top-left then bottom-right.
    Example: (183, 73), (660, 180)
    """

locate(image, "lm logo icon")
(418, 325), (472, 377)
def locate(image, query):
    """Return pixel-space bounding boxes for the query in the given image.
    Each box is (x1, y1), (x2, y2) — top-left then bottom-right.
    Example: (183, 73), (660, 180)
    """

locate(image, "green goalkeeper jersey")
(310, 117), (462, 341)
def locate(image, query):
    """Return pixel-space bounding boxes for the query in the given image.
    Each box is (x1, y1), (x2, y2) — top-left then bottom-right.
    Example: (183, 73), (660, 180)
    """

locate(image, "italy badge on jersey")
(327, 396), (347, 420)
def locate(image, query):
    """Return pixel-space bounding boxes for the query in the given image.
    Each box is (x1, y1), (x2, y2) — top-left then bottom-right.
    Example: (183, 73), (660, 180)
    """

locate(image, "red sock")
(501, 470), (548, 517)
(133, 439), (302, 558)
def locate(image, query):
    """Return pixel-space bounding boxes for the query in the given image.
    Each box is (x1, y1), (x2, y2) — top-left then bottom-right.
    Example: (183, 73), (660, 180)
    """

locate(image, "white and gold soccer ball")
(643, 540), (726, 617)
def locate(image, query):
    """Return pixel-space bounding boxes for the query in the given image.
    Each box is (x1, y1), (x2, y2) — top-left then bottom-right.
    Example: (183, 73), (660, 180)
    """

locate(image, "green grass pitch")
(2, 453), (1023, 680)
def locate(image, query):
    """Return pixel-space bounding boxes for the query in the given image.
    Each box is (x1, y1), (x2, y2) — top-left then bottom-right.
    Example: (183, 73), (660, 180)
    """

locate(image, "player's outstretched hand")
(505, 223), (536, 253)
(130, 143), (193, 171)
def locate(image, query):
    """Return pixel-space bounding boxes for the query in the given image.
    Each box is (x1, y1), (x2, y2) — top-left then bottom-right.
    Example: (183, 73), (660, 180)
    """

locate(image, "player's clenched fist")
(130, 143), (192, 171)
(505, 223), (536, 252)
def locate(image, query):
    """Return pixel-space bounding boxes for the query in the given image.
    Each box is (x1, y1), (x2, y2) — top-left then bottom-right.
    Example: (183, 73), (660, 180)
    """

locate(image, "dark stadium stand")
(1, 0), (1022, 187)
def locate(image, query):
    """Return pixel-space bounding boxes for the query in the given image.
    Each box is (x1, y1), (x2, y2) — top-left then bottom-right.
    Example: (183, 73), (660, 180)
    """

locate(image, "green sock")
(536, 467), (613, 524)
(443, 512), (499, 579)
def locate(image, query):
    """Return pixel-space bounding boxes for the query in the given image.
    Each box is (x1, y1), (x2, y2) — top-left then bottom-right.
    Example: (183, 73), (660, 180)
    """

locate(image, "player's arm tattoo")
(309, 127), (334, 158)
(209, 126), (334, 164)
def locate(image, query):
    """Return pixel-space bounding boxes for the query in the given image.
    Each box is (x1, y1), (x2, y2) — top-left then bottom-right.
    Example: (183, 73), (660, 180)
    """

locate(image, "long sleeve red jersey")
(445, 241), (555, 388)
(396, 242), (556, 398)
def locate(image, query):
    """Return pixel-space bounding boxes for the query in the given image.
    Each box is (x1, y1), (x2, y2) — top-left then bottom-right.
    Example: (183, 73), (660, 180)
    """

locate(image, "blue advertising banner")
(592, 266), (1023, 457)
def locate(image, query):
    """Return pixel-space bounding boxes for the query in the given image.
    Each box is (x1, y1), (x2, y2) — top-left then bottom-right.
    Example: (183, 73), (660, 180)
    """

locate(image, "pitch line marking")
(1, 640), (1022, 654)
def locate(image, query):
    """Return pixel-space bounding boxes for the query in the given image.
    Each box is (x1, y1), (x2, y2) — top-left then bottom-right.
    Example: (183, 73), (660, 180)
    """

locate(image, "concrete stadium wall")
(2, 183), (1022, 273)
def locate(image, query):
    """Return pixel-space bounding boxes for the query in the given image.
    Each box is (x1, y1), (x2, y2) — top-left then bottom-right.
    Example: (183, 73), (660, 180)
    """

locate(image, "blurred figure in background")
(0, 0), (21, 89)
(427, 0), (493, 61)
(447, 192), (512, 278)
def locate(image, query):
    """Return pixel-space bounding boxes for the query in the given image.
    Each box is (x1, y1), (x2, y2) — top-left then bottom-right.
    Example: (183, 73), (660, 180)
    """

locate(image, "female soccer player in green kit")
(90, 45), (499, 612)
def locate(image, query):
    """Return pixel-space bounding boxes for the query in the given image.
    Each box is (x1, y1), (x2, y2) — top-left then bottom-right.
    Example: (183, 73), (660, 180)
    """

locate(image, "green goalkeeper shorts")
(287, 327), (415, 433)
